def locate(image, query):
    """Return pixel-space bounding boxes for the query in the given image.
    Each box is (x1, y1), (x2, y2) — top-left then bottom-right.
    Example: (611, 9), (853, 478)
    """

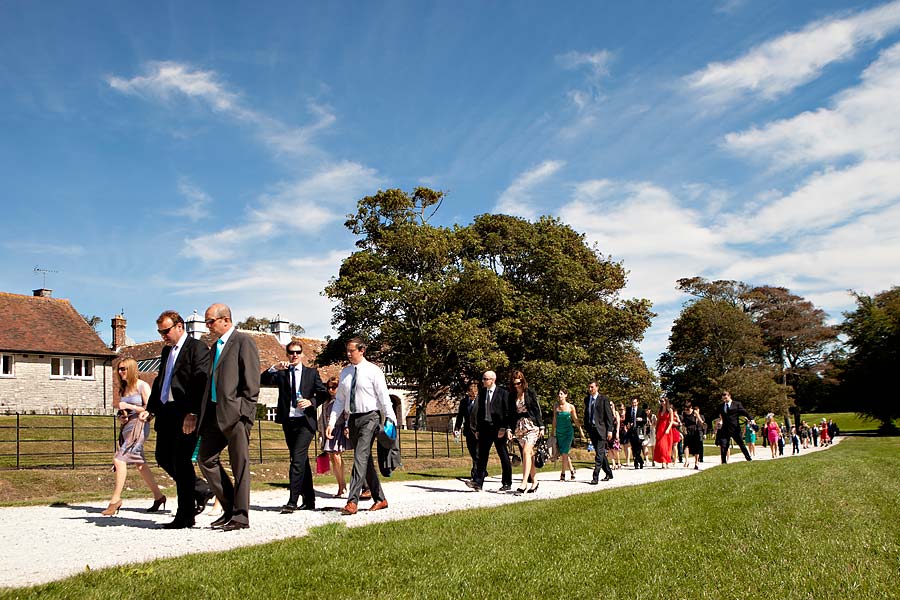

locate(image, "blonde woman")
(102, 358), (165, 516)
(318, 375), (348, 497)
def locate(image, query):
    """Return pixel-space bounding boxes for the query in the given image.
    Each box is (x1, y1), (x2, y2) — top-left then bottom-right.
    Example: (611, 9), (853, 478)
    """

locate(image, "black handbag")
(534, 436), (550, 468)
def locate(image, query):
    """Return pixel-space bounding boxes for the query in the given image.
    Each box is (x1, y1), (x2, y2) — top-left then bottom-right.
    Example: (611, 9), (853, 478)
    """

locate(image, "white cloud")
(556, 50), (613, 77)
(4, 241), (85, 256)
(685, 0), (900, 103)
(182, 162), (382, 262)
(171, 249), (350, 338)
(559, 180), (731, 305)
(725, 41), (900, 165)
(108, 61), (333, 157)
(494, 160), (565, 219)
(721, 160), (900, 244)
(171, 177), (212, 221)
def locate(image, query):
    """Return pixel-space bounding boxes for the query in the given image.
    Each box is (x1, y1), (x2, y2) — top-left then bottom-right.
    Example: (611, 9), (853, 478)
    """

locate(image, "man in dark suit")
(717, 390), (753, 463)
(142, 310), (214, 529)
(584, 381), (615, 483)
(198, 303), (260, 531)
(624, 397), (646, 469)
(454, 381), (483, 481)
(467, 370), (513, 492)
(260, 340), (327, 513)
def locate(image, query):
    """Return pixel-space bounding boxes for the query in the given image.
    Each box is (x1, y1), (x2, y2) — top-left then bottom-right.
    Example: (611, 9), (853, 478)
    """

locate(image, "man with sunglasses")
(142, 310), (215, 529)
(261, 341), (328, 513)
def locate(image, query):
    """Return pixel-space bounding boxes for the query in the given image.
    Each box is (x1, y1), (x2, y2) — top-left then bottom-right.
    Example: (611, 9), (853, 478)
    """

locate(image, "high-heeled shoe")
(148, 495), (167, 513)
(570, 469), (576, 481)
(560, 473), (566, 481)
(101, 500), (122, 516)
(527, 481), (540, 493)
(515, 487), (527, 494)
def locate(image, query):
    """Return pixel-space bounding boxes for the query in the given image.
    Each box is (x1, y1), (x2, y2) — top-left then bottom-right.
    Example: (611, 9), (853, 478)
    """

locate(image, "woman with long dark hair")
(510, 370), (544, 493)
(102, 358), (165, 516)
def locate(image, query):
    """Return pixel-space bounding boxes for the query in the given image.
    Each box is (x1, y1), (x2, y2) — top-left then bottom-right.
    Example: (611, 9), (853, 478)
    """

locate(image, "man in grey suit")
(198, 303), (260, 531)
(584, 381), (615, 483)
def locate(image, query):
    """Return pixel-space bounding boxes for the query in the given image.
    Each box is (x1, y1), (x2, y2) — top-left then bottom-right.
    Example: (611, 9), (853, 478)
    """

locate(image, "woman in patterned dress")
(510, 370), (544, 494)
(102, 358), (165, 516)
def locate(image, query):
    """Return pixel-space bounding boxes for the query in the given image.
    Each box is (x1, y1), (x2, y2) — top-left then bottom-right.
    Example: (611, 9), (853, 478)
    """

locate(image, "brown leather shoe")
(369, 499), (388, 512)
(360, 490), (372, 500)
(340, 502), (358, 515)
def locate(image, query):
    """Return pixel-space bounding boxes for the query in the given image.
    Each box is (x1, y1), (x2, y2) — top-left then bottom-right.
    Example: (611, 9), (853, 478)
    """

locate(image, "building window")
(50, 357), (95, 379)
(0, 354), (13, 377)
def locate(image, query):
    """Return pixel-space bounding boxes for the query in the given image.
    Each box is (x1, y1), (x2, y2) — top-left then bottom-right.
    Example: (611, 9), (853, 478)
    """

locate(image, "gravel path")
(0, 439), (839, 588)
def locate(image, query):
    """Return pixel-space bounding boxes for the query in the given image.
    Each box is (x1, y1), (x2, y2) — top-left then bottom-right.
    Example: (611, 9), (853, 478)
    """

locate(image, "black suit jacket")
(476, 386), (512, 430)
(147, 335), (210, 430)
(454, 395), (478, 436)
(260, 364), (328, 428)
(624, 406), (645, 437)
(512, 388), (544, 428)
(718, 400), (751, 435)
(584, 393), (615, 438)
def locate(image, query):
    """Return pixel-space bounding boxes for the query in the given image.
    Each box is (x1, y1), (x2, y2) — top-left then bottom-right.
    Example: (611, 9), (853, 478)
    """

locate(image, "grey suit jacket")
(201, 329), (260, 432)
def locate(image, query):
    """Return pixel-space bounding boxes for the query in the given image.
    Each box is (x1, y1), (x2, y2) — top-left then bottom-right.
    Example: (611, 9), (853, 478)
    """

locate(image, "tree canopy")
(236, 315), (305, 337)
(837, 287), (900, 431)
(324, 188), (657, 426)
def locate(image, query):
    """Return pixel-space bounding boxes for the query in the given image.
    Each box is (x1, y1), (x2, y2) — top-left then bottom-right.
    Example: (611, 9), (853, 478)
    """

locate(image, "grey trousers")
(199, 406), (252, 525)
(347, 411), (385, 505)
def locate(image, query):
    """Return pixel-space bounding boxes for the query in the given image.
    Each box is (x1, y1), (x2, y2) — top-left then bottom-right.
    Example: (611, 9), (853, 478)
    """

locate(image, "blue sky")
(3, 1), (899, 368)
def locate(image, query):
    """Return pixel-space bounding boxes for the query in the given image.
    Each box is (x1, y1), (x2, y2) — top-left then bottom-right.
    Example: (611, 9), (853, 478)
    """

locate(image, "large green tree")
(838, 286), (900, 432)
(324, 188), (657, 427)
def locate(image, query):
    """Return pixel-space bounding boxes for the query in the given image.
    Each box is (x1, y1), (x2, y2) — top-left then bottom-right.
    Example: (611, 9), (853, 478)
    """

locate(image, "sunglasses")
(327, 385), (338, 390)
(157, 325), (175, 336)
(287, 350), (302, 355)
(117, 367), (127, 372)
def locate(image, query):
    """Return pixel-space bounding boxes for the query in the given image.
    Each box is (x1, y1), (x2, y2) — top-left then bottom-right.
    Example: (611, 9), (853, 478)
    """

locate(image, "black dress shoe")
(222, 519), (249, 531)
(589, 479), (599, 485)
(210, 513), (233, 528)
(195, 490), (216, 515)
(602, 475), (613, 481)
(498, 484), (512, 492)
(297, 503), (316, 511)
(161, 518), (194, 529)
(280, 504), (298, 514)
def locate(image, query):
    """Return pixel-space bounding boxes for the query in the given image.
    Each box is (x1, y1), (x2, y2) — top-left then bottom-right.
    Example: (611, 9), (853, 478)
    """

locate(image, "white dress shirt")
(267, 364), (309, 419)
(161, 331), (189, 404)
(328, 357), (393, 427)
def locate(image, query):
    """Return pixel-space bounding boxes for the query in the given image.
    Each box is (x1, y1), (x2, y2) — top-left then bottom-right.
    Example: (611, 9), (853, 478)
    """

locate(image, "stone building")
(0, 289), (117, 414)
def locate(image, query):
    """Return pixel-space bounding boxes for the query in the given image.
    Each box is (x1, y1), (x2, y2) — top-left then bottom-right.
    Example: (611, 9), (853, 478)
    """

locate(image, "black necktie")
(349, 366), (358, 413)
(290, 366), (297, 408)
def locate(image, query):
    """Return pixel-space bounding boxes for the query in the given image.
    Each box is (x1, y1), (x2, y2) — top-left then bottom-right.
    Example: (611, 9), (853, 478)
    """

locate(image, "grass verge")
(4, 436), (898, 599)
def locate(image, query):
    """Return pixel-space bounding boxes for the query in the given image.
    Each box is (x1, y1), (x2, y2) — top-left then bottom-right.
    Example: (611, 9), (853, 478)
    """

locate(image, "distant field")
(800, 412), (884, 432)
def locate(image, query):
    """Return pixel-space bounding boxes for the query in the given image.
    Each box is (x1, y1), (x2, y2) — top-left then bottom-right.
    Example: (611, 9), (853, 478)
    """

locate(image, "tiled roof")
(117, 331), (342, 382)
(0, 292), (116, 357)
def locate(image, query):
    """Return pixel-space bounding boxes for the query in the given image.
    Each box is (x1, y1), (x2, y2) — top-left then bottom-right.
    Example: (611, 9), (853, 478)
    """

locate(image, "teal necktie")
(211, 339), (224, 403)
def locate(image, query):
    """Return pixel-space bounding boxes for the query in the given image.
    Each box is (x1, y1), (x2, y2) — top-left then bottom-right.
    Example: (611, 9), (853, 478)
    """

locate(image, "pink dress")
(766, 422), (780, 445)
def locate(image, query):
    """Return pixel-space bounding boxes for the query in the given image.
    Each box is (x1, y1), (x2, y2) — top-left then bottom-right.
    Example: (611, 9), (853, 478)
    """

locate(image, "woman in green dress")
(553, 389), (584, 481)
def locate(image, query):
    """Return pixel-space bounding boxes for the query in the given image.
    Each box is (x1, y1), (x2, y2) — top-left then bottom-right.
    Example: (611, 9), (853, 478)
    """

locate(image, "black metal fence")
(0, 413), (469, 470)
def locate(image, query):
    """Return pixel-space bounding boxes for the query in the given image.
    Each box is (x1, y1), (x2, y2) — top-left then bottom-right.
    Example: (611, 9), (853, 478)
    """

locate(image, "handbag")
(315, 452), (330, 475)
(534, 436), (550, 469)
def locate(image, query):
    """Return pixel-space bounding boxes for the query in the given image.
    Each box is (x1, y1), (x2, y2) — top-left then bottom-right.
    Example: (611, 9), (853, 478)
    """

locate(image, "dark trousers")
(588, 429), (613, 480)
(719, 428), (752, 463)
(347, 411), (385, 505)
(475, 425), (512, 487)
(629, 432), (644, 467)
(283, 419), (315, 507)
(154, 408), (208, 522)
(463, 432), (483, 480)
(198, 403), (253, 525)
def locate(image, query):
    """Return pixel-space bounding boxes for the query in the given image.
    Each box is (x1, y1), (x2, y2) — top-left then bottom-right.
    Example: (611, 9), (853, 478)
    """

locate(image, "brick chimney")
(33, 288), (52, 297)
(111, 314), (127, 350)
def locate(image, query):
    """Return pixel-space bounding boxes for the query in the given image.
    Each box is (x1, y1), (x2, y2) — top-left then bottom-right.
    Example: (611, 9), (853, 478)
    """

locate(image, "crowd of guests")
(99, 319), (839, 524)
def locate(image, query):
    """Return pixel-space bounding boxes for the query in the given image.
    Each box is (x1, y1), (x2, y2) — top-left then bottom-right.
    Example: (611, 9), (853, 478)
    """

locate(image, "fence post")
(431, 429), (435, 459)
(258, 419), (263, 464)
(414, 429), (418, 458)
(70, 414), (76, 469)
(446, 429), (450, 457)
(16, 413), (20, 469)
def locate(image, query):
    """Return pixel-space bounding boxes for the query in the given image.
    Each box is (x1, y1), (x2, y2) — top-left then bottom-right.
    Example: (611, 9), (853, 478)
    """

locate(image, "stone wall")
(0, 354), (114, 414)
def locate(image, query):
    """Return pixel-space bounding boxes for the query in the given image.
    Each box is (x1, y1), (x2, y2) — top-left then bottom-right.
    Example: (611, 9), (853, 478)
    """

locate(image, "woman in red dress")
(654, 397), (675, 468)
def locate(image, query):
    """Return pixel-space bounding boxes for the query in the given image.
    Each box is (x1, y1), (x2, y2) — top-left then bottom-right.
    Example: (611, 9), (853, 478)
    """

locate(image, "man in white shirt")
(326, 337), (397, 515)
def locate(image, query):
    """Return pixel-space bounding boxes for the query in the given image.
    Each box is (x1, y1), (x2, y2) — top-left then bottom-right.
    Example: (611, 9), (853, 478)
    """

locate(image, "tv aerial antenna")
(33, 265), (59, 288)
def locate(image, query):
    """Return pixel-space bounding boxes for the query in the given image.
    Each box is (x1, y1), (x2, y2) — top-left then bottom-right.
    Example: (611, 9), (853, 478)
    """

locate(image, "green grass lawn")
(799, 411), (886, 433)
(5, 436), (898, 599)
